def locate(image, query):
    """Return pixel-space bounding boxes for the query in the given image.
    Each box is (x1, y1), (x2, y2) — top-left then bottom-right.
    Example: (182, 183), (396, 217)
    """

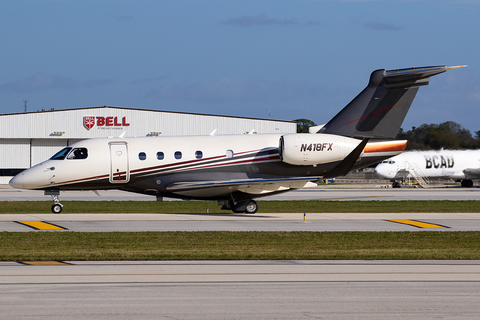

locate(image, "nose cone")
(9, 163), (52, 190)
(9, 172), (25, 189)
(375, 163), (392, 179)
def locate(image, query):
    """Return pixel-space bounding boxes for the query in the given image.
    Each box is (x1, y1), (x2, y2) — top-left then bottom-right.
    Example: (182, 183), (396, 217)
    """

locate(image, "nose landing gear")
(51, 196), (63, 214)
(45, 189), (63, 214)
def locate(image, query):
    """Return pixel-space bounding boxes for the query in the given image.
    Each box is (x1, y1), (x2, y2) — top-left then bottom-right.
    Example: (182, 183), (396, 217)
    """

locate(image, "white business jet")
(10, 65), (463, 213)
(375, 149), (480, 187)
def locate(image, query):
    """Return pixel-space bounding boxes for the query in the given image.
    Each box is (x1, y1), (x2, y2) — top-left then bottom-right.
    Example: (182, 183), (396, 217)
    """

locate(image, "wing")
(166, 177), (321, 198)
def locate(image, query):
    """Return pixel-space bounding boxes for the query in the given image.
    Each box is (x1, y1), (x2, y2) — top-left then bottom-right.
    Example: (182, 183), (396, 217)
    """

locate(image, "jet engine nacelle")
(279, 134), (362, 166)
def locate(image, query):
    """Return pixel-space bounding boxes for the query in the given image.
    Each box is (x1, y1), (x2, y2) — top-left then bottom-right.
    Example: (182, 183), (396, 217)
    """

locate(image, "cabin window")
(226, 149), (234, 158)
(67, 148), (88, 160)
(50, 147), (72, 160)
(175, 151), (182, 159)
(195, 151), (203, 159)
(157, 152), (164, 160)
(139, 152), (147, 160)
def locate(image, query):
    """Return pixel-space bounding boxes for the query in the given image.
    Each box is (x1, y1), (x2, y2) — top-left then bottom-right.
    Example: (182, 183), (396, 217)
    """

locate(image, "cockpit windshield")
(50, 147), (72, 160)
(67, 148), (88, 160)
(49, 147), (88, 160)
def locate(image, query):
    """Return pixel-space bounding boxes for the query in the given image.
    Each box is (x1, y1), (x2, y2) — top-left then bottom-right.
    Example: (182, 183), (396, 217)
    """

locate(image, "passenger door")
(109, 142), (130, 183)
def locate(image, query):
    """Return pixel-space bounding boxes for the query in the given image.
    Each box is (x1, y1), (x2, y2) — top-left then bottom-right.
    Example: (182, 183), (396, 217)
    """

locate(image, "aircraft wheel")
(244, 200), (258, 214)
(461, 179), (473, 188)
(51, 204), (62, 214)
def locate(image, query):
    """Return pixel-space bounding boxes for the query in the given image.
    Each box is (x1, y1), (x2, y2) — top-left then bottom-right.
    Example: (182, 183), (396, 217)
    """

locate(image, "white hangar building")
(0, 106), (296, 184)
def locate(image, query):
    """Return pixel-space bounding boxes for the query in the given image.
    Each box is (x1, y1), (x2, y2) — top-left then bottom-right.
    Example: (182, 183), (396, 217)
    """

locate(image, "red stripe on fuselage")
(46, 148), (272, 187)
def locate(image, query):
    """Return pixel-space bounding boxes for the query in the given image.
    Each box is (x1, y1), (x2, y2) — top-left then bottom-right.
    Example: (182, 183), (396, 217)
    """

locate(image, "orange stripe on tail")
(364, 140), (407, 153)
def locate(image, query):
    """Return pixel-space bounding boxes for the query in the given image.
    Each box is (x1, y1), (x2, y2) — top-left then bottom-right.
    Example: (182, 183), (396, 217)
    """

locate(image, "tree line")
(397, 121), (480, 150)
(295, 119), (480, 150)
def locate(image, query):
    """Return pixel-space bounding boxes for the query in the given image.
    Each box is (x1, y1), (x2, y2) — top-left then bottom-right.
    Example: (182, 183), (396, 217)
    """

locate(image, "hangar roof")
(0, 106), (296, 139)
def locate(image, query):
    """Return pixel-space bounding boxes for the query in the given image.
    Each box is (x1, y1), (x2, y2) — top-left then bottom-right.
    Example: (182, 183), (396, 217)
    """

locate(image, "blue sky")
(1, 0), (479, 134)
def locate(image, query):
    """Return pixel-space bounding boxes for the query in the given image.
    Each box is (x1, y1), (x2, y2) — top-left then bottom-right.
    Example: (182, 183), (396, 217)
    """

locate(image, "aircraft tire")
(244, 200), (258, 214)
(231, 201), (244, 213)
(51, 204), (62, 214)
(461, 179), (474, 188)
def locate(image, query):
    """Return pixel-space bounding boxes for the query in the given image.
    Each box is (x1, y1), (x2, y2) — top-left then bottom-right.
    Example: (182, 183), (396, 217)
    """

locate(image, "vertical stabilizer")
(318, 66), (459, 139)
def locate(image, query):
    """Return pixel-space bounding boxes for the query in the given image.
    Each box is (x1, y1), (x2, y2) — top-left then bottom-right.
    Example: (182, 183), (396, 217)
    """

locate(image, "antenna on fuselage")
(209, 129), (217, 136)
(119, 132), (126, 138)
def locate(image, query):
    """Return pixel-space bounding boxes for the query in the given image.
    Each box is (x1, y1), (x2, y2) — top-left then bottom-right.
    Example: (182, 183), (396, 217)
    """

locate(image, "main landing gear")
(221, 193), (258, 214)
(228, 199), (258, 214)
(45, 189), (63, 214)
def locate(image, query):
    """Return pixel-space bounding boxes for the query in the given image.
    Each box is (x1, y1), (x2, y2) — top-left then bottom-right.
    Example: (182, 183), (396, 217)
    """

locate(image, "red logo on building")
(83, 116), (130, 130)
(84, 116), (95, 130)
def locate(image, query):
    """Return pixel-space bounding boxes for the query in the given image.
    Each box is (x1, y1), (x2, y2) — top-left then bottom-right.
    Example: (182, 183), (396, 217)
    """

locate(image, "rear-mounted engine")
(279, 134), (362, 165)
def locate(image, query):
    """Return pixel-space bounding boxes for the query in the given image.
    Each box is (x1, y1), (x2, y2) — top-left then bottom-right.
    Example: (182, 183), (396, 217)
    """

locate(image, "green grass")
(1, 231), (480, 261)
(1, 200), (480, 213)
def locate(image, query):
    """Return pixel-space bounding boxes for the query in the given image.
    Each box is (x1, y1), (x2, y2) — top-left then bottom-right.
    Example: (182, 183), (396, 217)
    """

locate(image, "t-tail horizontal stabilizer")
(318, 65), (466, 139)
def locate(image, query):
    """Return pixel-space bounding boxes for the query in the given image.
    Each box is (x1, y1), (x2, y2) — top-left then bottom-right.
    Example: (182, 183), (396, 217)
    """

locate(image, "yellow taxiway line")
(15, 221), (67, 230)
(387, 219), (448, 229)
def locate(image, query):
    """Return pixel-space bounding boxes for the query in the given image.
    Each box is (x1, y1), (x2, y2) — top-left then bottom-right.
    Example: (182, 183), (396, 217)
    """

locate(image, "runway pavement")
(1, 260), (480, 319)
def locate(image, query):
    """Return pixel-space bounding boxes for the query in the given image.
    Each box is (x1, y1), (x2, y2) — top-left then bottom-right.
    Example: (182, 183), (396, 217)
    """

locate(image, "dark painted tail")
(318, 65), (462, 139)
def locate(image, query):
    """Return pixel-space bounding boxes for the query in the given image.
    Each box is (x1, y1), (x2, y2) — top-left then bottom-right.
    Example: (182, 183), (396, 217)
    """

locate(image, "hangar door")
(109, 142), (130, 183)
(0, 139), (30, 169)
